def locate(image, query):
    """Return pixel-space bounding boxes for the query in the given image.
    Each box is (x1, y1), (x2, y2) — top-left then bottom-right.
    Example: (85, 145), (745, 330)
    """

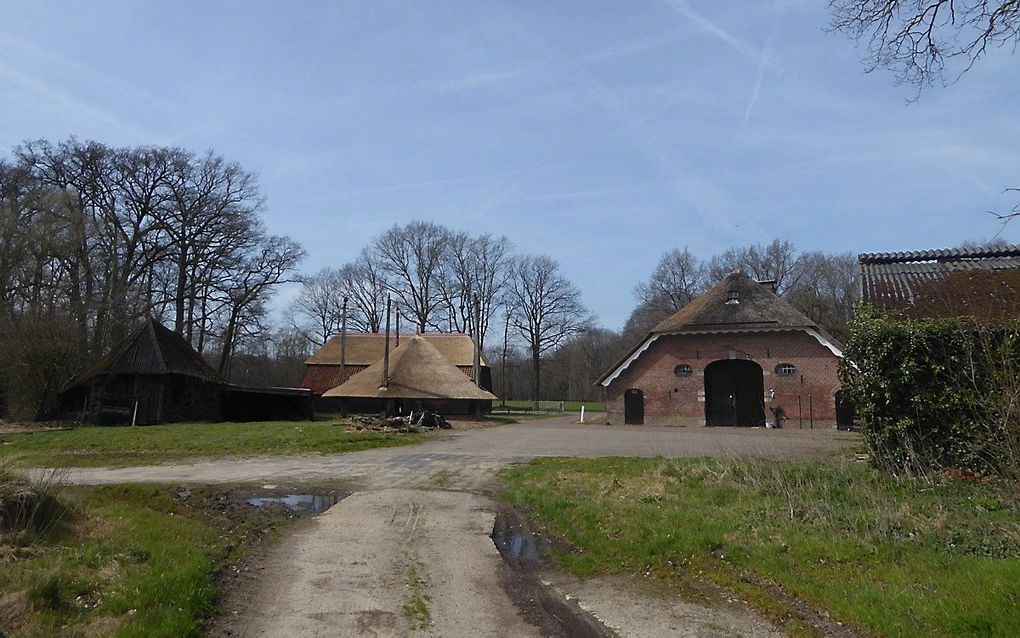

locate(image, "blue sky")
(2, 1), (1017, 330)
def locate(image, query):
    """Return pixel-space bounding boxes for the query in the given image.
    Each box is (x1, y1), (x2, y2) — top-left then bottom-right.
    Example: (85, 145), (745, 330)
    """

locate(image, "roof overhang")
(598, 327), (843, 388)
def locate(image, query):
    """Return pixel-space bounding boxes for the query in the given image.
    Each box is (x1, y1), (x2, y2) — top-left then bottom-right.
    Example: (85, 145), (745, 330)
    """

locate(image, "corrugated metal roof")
(103, 318), (221, 379)
(859, 245), (1020, 264)
(859, 247), (1020, 317)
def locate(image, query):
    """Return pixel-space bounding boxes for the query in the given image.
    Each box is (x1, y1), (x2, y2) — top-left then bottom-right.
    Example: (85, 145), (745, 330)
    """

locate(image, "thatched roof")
(651, 271), (821, 333)
(306, 333), (488, 367)
(322, 335), (496, 401)
(75, 317), (221, 383)
(596, 271), (842, 387)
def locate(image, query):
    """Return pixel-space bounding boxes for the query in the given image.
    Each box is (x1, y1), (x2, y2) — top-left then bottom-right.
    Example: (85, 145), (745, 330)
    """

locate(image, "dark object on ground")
(769, 406), (785, 429)
(413, 411), (452, 429)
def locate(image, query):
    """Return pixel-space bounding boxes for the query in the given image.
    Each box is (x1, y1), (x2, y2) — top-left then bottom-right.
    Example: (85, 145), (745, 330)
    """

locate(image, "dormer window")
(726, 290), (740, 304)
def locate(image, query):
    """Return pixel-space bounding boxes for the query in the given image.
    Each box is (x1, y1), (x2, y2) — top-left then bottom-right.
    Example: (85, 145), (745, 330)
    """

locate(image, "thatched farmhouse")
(859, 244), (1020, 319)
(597, 271), (844, 427)
(59, 318), (311, 424)
(322, 335), (496, 415)
(300, 332), (493, 396)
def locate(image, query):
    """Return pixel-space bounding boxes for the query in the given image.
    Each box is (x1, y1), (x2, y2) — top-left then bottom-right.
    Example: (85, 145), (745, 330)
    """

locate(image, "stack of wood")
(343, 411), (453, 433)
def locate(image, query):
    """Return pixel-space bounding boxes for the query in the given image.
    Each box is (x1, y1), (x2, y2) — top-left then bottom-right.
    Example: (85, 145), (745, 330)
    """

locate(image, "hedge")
(839, 307), (1020, 475)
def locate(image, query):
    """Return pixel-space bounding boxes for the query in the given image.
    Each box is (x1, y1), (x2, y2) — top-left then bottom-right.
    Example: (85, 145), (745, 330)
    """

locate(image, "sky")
(1, 1), (1017, 330)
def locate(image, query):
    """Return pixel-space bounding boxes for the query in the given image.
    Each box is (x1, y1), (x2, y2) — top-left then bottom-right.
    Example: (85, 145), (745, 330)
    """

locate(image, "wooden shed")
(59, 318), (312, 424)
(59, 318), (224, 424)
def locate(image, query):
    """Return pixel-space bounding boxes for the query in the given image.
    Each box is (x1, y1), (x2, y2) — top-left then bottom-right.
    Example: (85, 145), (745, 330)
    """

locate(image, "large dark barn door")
(624, 388), (644, 425)
(704, 360), (765, 426)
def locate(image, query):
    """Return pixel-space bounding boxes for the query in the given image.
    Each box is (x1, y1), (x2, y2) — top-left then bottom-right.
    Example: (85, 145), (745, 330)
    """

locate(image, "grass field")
(0, 475), (294, 636)
(501, 457), (1020, 637)
(0, 420), (427, 468)
(495, 400), (605, 413)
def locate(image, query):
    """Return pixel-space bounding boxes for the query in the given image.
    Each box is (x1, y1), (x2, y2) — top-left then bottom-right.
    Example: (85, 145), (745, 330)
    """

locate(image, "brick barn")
(597, 271), (845, 427)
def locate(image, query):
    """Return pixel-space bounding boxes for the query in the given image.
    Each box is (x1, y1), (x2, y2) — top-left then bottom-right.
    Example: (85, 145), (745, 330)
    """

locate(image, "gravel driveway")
(66, 417), (858, 489)
(72, 418), (859, 636)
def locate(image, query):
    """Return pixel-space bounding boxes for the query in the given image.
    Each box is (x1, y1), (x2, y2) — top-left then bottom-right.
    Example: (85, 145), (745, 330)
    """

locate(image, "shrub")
(0, 468), (72, 536)
(840, 307), (1020, 477)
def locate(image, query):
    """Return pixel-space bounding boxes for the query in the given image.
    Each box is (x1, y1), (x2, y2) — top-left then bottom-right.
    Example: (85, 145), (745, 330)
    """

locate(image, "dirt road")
(75, 419), (857, 636)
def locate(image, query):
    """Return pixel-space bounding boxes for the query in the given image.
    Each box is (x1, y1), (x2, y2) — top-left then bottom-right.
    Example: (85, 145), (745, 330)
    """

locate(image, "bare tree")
(707, 239), (803, 295)
(164, 150), (262, 341)
(339, 251), (387, 333)
(508, 255), (591, 409)
(437, 232), (513, 349)
(371, 221), (449, 332)
(216, 234), (304, 376)
(634, 247), (707, 316)
(831, 1), (1020, 222)
(289, 268), (344, 346)
(831, 0), (1020, 91)
(786, 251), (860, 341)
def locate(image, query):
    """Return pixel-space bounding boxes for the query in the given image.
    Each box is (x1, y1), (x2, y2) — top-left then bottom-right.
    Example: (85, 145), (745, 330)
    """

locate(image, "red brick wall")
(605, 331), (841, 427)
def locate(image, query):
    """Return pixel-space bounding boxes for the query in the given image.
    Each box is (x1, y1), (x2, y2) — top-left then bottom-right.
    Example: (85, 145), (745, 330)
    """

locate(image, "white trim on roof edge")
(804, 328), (843, 358)
(600, 335), (661, 387)
(600, 328), (842, 387)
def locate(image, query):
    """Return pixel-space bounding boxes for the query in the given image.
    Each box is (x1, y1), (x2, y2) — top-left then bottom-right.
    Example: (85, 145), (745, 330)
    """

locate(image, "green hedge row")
(839, 307), (1020, 474)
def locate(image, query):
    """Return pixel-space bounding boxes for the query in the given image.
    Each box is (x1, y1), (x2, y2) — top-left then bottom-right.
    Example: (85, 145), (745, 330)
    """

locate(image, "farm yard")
(3, 0), (1020, 636)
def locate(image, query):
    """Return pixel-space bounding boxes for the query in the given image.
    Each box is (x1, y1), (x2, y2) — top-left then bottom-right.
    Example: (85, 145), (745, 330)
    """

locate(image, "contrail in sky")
(663, 0), (761, 63)
(744, 11), (783, 127)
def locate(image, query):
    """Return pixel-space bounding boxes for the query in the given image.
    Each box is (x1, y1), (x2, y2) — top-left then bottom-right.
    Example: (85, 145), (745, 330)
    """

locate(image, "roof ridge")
(859, 245), (1020, 264)
(147, 318), (169, 374)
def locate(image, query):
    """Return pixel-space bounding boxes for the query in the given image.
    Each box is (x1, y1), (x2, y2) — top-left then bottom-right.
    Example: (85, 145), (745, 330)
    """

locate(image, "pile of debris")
(345, 410), (452, 434)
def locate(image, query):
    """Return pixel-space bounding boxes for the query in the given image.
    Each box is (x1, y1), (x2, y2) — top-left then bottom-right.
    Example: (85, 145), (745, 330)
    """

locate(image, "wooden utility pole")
(472, 294), (481, 388)
(339, 297), (349, 383)
(381, 297), (391, 389)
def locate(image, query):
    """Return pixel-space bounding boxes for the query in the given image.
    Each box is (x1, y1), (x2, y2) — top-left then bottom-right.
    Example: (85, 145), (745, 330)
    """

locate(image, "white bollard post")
(580, 405), (585, 423)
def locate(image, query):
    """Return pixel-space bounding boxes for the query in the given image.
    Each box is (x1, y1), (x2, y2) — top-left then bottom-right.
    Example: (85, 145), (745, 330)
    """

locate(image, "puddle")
(492, 510), (550, 566)
(246, 493), (344, 514)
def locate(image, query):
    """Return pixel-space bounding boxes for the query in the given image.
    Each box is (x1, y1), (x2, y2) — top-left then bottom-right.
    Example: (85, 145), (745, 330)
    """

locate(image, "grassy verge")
(501, 457), (1020, 637)
(0, 420), (427, 468)
(1, 471), (297, 636)
(495, 400), (605, 413)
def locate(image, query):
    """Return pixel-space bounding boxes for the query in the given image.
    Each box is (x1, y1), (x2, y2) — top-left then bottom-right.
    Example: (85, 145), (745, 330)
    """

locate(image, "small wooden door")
(624, 388), (644, 425)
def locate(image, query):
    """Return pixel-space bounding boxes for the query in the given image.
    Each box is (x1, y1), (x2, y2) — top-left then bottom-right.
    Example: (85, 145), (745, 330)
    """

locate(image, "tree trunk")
(531, 346), (541, 411)
(218, 306), (239, 377)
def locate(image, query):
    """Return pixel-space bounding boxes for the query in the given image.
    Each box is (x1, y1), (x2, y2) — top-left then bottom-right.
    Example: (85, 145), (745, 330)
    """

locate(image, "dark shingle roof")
(87, 318), (221, 381)
(859, 245), (1020, 318)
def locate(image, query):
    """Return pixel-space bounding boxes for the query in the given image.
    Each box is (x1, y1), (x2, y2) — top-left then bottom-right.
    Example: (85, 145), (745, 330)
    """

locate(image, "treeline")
(0, 139), (303, 418)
